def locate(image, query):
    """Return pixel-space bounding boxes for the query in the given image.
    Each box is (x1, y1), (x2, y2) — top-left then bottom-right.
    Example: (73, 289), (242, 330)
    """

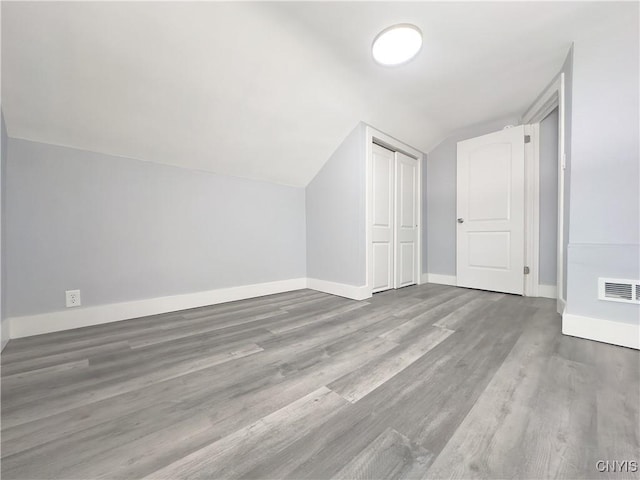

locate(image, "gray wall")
(565, 3), (639, 324)
(306, 123), (366, 286)
(424, 115), (520, 276)
(1, 112), (7, 349)
(539, 107), (559, 286)
(5, 138), (306, 317)
(567, 244), (639, 323)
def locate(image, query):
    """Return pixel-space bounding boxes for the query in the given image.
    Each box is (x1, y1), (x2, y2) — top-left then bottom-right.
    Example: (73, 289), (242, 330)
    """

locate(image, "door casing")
(522, 72), (566, 314)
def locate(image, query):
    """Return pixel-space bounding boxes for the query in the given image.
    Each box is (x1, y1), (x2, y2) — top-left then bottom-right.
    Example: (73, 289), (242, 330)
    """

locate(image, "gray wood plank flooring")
(1, 284), (638, 479)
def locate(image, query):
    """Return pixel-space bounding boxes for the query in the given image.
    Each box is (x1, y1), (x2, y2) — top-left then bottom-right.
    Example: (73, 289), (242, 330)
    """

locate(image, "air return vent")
(598, 278), (640, 304)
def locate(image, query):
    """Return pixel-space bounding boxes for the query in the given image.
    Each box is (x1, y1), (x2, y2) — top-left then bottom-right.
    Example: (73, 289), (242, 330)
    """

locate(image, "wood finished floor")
(1, 283), (638, 480)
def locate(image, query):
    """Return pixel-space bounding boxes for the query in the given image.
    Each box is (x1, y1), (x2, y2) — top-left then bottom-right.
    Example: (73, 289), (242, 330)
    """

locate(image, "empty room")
(1, 1), (639, 479)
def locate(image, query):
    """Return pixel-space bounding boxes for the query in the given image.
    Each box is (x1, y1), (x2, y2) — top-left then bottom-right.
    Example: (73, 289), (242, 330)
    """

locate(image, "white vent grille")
(605, 282), (632, 300)
(598, 278), (640, 304)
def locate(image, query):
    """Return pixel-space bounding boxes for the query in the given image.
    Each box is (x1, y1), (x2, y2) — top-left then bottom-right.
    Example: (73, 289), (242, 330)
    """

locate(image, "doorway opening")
(455, 73), (566, 312)
(522, 72), (566, 314)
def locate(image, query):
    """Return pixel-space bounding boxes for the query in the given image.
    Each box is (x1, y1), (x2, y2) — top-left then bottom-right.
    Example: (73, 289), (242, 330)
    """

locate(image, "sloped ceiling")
(0, 2), (606, 186)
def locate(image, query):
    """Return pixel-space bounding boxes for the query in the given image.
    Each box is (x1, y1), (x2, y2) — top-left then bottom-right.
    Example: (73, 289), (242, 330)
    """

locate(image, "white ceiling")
(0, 2), (608, 186)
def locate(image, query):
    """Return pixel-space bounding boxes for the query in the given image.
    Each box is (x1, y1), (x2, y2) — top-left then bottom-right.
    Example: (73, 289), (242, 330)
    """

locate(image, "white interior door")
(395, 152), (418, 288)
(456, 126), (525, 295)
(371, 143), (395, 293)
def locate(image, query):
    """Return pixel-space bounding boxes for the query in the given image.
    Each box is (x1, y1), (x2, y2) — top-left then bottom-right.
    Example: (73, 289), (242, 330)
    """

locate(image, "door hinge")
(524, 266), (530, 275)
(524, 135), (531, 144)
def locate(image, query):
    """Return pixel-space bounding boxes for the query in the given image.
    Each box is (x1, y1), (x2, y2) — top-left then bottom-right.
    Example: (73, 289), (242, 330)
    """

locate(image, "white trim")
(416, 154), (423, 287)
(1, 318), (9, 351)
(562, 312), (640, 350)
(306, 278), (371, 301)
(558, 298), (566, 316)
(9, 278), (307, 339)
(524, 123), (540, 297)
(522, 91), (559, 126)
(8, 277), (383, 339)
(365, 131), (372, 296)
(522, 75), (561, 124)
(556, 73), (566, 314)
(366, 126), (423, 160)
(425, 273), (458, 286)
(538, 284), (557, 299)
(365, 125), (424, 296)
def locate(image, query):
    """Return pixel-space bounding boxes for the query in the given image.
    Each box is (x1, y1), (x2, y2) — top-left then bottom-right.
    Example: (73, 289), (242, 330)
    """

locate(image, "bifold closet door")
(395, 152), (418, 288)
(371, 144), (395, 293)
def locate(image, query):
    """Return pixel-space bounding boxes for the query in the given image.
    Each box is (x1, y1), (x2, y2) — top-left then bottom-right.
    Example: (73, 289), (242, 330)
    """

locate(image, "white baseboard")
(1, 318), (9, 351)
(425, 273), (457, 286)
(557, 298), (566, 316)
(538, 284), (557, 299)
(562, 312), (639, 350)
(306, 278), (371, 301)
(9, 278), (307, 339)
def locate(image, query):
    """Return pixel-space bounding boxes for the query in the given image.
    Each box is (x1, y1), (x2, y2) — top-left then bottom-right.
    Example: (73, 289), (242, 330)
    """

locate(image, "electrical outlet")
(65, 290), (81, 308)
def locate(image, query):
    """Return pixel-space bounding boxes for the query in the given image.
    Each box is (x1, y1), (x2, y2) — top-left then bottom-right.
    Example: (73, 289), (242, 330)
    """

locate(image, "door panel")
(467, 231), (511, 269)
(372, 243), (392, 291)
(373, 155), (393, 226)
(371, 144), (395, 293)
(467, 145), (511, 221)
(399, 242), (415, 286)
(457, 126), (525, 295)
(399, 161), (415, 228)
(395, 152), (418, 288)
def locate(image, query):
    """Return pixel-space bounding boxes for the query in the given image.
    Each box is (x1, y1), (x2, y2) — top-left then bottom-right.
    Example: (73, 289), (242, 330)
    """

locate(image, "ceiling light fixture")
(372, 24), (422, 66)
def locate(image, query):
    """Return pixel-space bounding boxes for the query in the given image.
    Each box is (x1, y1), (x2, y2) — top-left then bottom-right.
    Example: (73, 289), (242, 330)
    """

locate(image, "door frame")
(365, 125), (423, 296)
(521, 72), (566, 314)
(524, 123), (540, 298)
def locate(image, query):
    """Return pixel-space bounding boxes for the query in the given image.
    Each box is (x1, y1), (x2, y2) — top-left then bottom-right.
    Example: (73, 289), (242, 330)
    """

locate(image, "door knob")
(457, 218), (464, 224)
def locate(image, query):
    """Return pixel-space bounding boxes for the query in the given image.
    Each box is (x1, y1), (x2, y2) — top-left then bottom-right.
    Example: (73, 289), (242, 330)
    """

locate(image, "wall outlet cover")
(65, 289), (81, 308)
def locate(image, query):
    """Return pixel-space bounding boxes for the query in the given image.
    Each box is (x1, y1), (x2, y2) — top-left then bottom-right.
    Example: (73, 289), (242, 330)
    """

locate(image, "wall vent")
(598, 278), (640, 304)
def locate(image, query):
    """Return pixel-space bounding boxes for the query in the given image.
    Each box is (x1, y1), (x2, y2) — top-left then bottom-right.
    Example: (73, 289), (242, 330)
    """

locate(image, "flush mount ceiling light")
(372, 24), (422, 66)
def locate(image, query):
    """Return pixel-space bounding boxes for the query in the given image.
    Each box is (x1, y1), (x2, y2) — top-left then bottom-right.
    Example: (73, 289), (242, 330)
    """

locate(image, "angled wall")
(5, 138), (306, 332)
(306, 123), (366, 290)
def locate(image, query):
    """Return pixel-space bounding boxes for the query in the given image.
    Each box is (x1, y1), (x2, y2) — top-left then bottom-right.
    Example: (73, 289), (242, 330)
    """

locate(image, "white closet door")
(371, 144), (395, 293)
(456, 126), (525, 294)
(395, 152), (418, 288)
